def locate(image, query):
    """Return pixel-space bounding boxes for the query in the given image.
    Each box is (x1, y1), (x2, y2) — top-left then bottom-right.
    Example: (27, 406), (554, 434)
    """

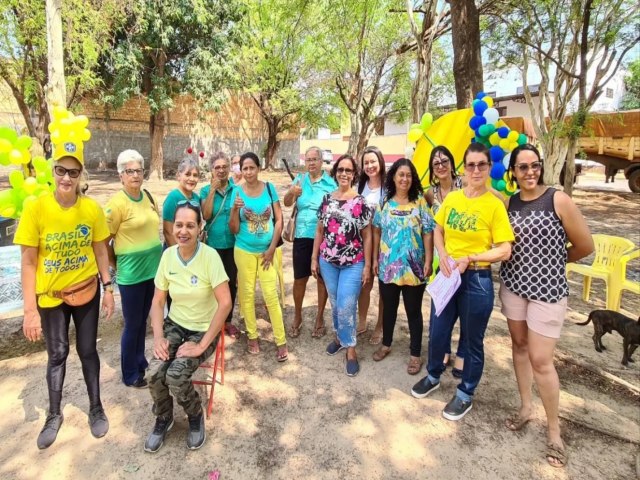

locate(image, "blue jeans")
(427, 270), (494, 401)
(119, 278), (155, 385)
(319, 258), (364, 348)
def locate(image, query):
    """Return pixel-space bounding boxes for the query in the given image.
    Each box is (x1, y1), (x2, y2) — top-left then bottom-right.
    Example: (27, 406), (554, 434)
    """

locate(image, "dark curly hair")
(428, 145), (457, 187)
(331, 154), (359, 186)
(357, 146), (386, 194)
(383, 158), (423, 203)
(239, 151), (261, 169)
(508, 143), (545, 186)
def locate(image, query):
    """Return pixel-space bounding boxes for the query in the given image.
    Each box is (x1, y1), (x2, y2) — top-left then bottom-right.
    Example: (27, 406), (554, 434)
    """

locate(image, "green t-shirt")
(200, 183), (235, 249)
(154, 242), (229, 332)
(162, 188), (201, 222)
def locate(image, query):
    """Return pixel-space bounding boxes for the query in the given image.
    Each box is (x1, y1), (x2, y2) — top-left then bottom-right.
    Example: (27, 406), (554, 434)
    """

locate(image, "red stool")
(192, 333), (225, 419)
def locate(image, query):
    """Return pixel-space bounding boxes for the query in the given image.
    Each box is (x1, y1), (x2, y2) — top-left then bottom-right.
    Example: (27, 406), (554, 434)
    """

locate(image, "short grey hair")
(209, 151), (229, 170)
(305, 146), (322, 158)
(177, 156), (201, 175)
(116, 149), (145, 173)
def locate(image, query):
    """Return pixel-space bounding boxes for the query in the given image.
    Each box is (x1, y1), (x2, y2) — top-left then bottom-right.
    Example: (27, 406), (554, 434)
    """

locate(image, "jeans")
(119, 278), (154, 385)
(426, 270), (494, 401)
(319, 258), (364, 348)
(215, 247), (237, 323)
(378, 281), (426, 357)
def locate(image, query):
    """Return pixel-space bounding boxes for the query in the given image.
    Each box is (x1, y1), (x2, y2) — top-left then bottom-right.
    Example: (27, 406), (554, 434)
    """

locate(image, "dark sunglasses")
(54, 165), (82, 178)
(336, 167), (354, 174)
(177, 199), (201, 208)
(433, 158), (450, 168)
(514, 162), (542, 173)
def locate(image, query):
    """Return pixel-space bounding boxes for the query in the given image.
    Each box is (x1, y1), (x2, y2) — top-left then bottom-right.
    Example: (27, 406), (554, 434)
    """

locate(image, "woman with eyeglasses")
(15, 148), (114, 449)
(411, 143), (514, 422)
(283, 146), (336, 338)
(104, 150), (162, 388)
(145, 201), (231, 453)
(201, 152), (240, 338)
(499, 144), (593, 468)
(163, 157), (201, 247)
(371, 159), (434, 375)
(357, 146), (386, 344)
(425, 146), (465, 378)
(311, 155), (372, 377)
(229, 152), (288, 361)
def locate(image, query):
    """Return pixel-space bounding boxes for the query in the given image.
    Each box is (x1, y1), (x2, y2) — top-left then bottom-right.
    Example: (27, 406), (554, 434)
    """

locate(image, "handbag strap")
(204, 188), (229, 233)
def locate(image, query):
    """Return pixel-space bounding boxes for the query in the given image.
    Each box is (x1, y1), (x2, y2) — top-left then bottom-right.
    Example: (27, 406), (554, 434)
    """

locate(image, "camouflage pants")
(147, 318), (217, 418)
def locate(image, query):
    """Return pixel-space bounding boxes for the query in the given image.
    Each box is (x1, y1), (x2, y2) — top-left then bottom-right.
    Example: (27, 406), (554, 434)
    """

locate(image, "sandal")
(247, 339), (260, 355)
(369, 331), (383, 345)
(225, 323), (241, 338)
(372, 346), (391, 362)
(545, 442), (567, 468)
(407, 356), (423, 375)
(290, 323), (302, 338)
(505, 413), (531, 432)
(277, 345), (288, 362)
(311, 324), (326, 338)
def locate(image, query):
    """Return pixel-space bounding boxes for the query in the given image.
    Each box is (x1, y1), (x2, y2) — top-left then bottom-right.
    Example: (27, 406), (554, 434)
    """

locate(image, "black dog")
(577, 310), (640, 366)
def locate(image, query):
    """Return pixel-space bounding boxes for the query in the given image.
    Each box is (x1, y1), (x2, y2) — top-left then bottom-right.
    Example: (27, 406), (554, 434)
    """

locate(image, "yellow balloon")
(509, 141), (519, 151)
(484, 97), (494, 108)
(507, 131), (519, 142)
(52, 105), (67, 121)
(0, 205), (16, 218)
(20, 149), (31, 164)
(0, 138), (12, 153)
(9, 149), (23, 165)
(505, 179), (518, 193)
(408, 128), (423, 143)
(499, 139), (511, 151)
(76, 115), (89, 129)
(23, 177), (38, 195)
(81, 129), (91, 142)
(489, 133), (500, 146)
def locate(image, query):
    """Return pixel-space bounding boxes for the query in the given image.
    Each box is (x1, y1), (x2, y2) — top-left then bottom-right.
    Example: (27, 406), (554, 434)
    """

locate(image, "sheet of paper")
(426, 258), (461, 317)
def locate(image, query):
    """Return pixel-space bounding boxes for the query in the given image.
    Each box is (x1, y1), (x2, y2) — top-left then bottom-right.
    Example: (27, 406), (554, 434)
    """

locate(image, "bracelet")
(102, 280), (112, 287)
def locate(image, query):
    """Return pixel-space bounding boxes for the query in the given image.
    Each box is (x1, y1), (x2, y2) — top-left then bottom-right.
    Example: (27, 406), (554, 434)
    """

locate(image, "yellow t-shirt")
(155, 242), (229, 332)
(14, 193), (110, 308)
(105, 190), (162, 285)
(434, 190), (514, 266)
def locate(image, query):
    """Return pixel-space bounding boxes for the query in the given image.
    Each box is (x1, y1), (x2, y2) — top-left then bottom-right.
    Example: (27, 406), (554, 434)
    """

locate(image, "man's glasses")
(124, 168), (144, 176)
(336, 167), (354, 174)
(465, 162), (490, 172)
(433, 158), (450, 168)
(514, 162), (542, 173)
(54, 165), (82, 178)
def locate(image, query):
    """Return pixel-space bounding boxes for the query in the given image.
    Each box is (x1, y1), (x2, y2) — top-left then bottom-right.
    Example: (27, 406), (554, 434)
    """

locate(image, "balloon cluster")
(407, 113), (434, 144)
(468, 92), (527, 196)
(0, 127), (33, 166)
(49, 106), (90, 162)
(0, 156), (55, 218)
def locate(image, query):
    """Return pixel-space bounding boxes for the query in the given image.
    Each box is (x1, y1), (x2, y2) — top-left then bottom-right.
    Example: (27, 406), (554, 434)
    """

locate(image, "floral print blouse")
(317, 193), (372, 266)
(373, 197), (435, 285)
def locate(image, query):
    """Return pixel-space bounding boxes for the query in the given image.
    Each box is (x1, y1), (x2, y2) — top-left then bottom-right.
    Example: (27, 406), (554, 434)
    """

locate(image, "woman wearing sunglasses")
(145, 200), (231, 453)
(229, 152), (288, 361)
(15, 146), (114, 449)
(105, 150), (162, 388)
(425, 146), (466, 378)
(411, 143), (514, 422)
(312, 155), (372, 377)
(500, 144), (593, 468)
(163, 157), (201, 247)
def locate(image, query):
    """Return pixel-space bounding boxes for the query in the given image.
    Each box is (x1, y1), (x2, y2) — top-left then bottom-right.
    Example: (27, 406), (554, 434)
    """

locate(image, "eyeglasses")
(213, 165), (229, 171)
(176, 199), (201, 208)
(54, 165), (82, 178)
(433, 158), (450, 168)
(124, 168), (144, 176)
(305, 157), (320, 163)
(465, 162), (490, 172)
(336, 167), (354, 175)
(514, 162), (542, 173)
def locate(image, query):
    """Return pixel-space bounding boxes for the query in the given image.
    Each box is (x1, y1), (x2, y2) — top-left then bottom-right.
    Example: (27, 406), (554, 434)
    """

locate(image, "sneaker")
(345, 358), (360, 377)
(186, 412), (206, 450)
(326, 341), (345, 356)
(144, 416), (174, 453)
(451, 368), (463, 379)
(88, 406), (109, 438)
(128, 377), (148, 389)
(410, 376), (440, 399)
(442, 395), (473, 421)
(37, 413), (64, 449)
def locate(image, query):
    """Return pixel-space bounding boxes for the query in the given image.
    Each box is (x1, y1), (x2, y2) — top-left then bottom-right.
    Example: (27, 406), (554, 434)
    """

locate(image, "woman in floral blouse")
(311, 155), (372, 377)
(372, 159), (435, 375)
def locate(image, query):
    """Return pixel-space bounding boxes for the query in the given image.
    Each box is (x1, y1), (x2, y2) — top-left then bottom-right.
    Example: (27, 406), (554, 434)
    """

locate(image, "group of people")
(16, 140), (594, 468)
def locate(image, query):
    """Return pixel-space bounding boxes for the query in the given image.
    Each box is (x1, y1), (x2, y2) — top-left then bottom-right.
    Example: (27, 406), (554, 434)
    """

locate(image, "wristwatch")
(102, 280), (113, 293)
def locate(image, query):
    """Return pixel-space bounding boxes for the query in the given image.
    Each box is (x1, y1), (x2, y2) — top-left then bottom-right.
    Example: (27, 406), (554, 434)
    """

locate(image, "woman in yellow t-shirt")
(144, 201), (231, 453)
(14, 153), (115, 450)
(410, 143), (514, 422)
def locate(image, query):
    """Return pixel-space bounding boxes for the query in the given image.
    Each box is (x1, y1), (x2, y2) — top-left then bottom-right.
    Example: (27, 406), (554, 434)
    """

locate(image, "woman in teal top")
(283, 146), (337, 338)
(229, 152), (287, 362)
(162, 157), (201, 247)
(201, 152), (239, 336)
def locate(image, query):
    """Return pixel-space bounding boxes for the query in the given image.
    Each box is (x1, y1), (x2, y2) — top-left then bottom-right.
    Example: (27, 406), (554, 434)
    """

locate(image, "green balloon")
(0, 152), (9, 166)
(0, 126), (18, 144)
(517, 133), (528, 145)
(491, 178), (500, 190)
(496, 179), (507, 191)
(15, 135), (32, 150)
(9, 170), (24, 189)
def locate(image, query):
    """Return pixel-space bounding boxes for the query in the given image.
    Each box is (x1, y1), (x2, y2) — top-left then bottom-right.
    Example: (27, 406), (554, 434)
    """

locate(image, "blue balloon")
(490, 145), (505, 163)
(490, 162), (506, 180)
(469, 115), (487, 131)
(497, 127), (510, 139)
(473, 100), (488, 116)
(476, 91), (487, 100)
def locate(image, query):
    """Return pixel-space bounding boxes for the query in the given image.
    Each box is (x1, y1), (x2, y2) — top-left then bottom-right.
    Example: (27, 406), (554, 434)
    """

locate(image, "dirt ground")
(0, 167), (638, 480)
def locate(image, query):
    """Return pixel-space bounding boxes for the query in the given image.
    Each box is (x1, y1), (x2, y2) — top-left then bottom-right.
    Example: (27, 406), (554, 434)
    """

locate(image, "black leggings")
(38, 288), (102, 414)
(215, 247), (237, 323)
(379, 281), (426, 357)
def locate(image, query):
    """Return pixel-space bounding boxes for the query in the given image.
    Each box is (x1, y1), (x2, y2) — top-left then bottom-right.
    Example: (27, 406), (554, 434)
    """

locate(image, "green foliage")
(620, 59), (640, 110)
(102, 0), (242, 113)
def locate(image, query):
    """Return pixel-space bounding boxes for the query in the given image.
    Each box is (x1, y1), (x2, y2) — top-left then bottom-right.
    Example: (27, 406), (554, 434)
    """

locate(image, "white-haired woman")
(105, 150), (162, 388)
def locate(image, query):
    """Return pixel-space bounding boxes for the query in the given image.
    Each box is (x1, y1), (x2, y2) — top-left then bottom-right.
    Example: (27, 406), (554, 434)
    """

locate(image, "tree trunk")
(45, 0), (66, 109)
(347, 111), (361, 157)
(408, 0), (437, 122)
(541, 136), (569, 186)
(449, 0), (483, 109)
(356, 121), (374, 160)
(149, 110), (166, 181)
(264, 119), (280, 169)
(563, 138), (577, 196)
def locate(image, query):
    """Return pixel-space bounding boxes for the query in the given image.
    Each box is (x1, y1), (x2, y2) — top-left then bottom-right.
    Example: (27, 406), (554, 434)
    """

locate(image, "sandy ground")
(0, 168), (638, 480)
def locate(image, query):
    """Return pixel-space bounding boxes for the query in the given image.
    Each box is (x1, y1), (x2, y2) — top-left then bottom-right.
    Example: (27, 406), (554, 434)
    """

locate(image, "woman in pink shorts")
(499, 144), (593, 468)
